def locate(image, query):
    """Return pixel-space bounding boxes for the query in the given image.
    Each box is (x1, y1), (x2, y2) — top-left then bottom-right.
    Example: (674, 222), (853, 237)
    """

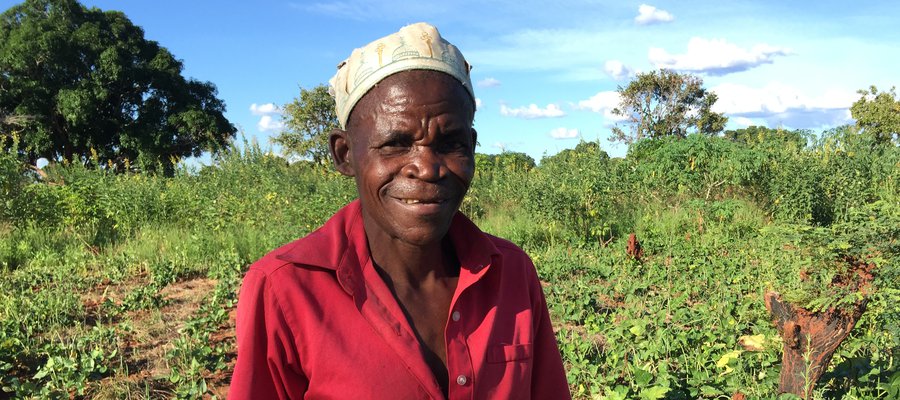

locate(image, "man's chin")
(393, 222), (454, 247)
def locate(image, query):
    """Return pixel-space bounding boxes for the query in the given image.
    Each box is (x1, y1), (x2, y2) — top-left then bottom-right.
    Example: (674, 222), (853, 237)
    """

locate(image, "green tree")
(476, 151), (536, 173)
(723, 125), (808, 148)
(0, 0), (235, 173)
(610, 69), (727, 144)
(273, 84), (338, 165)
(851, 86), (900, 145)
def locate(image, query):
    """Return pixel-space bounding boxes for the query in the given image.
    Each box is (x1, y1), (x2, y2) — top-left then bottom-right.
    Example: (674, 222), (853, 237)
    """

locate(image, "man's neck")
(368, 235), (460, 288)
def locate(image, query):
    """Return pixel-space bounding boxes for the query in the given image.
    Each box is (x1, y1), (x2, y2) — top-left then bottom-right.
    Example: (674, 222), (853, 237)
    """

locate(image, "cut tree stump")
(765, 291), (867, 399)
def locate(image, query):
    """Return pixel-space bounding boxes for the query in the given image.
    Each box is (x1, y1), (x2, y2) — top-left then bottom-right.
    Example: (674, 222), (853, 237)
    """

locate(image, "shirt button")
(451, 311), (461, 322)
(456, 374), (468, 386)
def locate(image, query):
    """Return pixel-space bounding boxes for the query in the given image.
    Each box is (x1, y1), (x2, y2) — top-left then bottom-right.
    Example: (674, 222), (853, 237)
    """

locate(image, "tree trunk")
(765, 292), (866, 398)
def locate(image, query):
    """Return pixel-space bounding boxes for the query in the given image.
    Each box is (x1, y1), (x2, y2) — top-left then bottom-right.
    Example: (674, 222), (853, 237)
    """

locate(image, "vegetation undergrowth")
(1, 129), (898, 398)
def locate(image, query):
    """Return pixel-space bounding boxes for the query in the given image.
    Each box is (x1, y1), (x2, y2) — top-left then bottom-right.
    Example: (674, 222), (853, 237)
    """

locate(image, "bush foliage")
(1, 127), (898, 398)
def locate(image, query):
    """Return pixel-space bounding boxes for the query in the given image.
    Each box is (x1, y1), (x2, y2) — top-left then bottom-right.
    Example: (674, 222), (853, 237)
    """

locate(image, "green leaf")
(716, 350), (742, 375)
(639, 386), (670, 400)
(32, 367), (49, 380)
(633, 367), (653, 386)
(602, 389), (628, 400)
(629, 321), (646, 337)
(700, 385), (721, 396)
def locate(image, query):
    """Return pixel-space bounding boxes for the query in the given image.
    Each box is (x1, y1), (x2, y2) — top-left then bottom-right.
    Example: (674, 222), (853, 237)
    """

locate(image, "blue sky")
(5, 0), (899, 160)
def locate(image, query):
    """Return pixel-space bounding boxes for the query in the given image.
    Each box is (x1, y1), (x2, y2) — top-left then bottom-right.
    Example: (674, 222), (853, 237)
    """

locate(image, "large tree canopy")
(272, 84), (338, 165)
(0, 0), (235, 171)
(611, 69), (727, 144)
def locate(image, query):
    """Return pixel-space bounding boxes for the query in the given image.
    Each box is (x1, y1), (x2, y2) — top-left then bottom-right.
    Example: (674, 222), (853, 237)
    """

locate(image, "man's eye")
(378, 139), (411, 154)
(439, 140), (468, 153)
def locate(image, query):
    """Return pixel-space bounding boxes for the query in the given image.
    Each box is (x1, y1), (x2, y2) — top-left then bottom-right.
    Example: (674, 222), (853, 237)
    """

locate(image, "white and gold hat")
(329, 22), (475, 129)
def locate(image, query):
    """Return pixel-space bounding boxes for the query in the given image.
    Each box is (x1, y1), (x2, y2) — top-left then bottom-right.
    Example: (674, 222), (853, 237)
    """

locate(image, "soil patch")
(85, 277), (237, 398)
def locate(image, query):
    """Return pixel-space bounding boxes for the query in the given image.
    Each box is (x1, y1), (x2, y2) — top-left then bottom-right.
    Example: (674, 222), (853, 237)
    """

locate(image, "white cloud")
(733, 117), (756, 127)
(500, 103), (565, 119)
(649, 37), (792, 75)
(477, 77), (501, 88)
(712, 83), (856, 114)
(257, 115), (285, 132)
(604, 60), (634, 81)
(475, 98), (483, 110)
(635, 4), (674, 25)
(711, 82), (856, 128)
(549, 127), (580, 139)
(250, 103), (280, 116)
(577, 91), (627, 121)
(250, 103), (284, 132)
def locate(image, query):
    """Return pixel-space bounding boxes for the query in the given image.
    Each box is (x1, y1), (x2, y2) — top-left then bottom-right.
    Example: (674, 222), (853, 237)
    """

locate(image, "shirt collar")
(446, 210), (499, 274)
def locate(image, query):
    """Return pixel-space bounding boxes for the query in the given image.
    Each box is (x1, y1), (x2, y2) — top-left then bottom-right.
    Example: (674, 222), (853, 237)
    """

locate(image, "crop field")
(1, 130), (898, 399)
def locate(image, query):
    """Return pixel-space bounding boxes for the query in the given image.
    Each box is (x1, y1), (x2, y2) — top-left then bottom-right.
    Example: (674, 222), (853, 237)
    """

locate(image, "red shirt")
(228, 200), (570, 399)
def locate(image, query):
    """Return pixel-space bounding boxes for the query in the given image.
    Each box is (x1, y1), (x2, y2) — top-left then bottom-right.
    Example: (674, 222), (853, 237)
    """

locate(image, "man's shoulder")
(240, 234), (346, 305)
(480, 232), (535, 273)
(245, 239), (307, 277)
(476, 232), (545, 299)
(248, 201), (364, 278)
(484, 233), (526, 257)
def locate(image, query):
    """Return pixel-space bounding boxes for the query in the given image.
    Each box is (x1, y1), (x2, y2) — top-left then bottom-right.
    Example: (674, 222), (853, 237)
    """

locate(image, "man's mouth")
(399, 198), (442, 205)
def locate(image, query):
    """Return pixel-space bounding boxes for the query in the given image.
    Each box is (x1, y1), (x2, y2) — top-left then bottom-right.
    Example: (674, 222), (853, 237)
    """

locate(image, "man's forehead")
(348, 70), (474, 130)
(366, 70), (466, 102)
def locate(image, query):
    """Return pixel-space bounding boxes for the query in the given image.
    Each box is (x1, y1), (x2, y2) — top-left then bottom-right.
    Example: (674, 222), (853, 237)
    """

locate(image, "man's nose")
(402, 146), (444, 181)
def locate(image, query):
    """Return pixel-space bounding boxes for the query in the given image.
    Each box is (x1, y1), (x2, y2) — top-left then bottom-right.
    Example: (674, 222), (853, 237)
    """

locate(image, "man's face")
(335, 70), (476, 247)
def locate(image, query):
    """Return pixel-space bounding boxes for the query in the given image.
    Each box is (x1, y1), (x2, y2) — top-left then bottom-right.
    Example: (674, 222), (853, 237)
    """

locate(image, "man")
(229, 23), (570, 399)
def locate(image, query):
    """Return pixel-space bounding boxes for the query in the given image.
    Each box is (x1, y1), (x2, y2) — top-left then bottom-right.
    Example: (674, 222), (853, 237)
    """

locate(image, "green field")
(1, 130), (898, 399)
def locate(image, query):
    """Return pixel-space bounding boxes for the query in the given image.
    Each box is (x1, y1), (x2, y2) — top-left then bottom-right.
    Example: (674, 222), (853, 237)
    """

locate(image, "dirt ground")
(83, 277), (236, 399)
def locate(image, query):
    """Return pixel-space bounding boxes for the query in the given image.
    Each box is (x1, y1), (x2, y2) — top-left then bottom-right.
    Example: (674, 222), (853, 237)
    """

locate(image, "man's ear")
(471, 128), (478, 151)
(329, 129), (355, 177)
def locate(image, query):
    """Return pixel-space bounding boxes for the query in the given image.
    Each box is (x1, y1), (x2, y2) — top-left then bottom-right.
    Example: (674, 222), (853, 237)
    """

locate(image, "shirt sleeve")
(529, 265), (572, 399)
(229, 269), (309, 400)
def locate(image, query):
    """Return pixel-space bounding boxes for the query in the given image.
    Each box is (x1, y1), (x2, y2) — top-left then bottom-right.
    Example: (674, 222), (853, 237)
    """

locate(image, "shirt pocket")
(487, 343), (533, 363)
